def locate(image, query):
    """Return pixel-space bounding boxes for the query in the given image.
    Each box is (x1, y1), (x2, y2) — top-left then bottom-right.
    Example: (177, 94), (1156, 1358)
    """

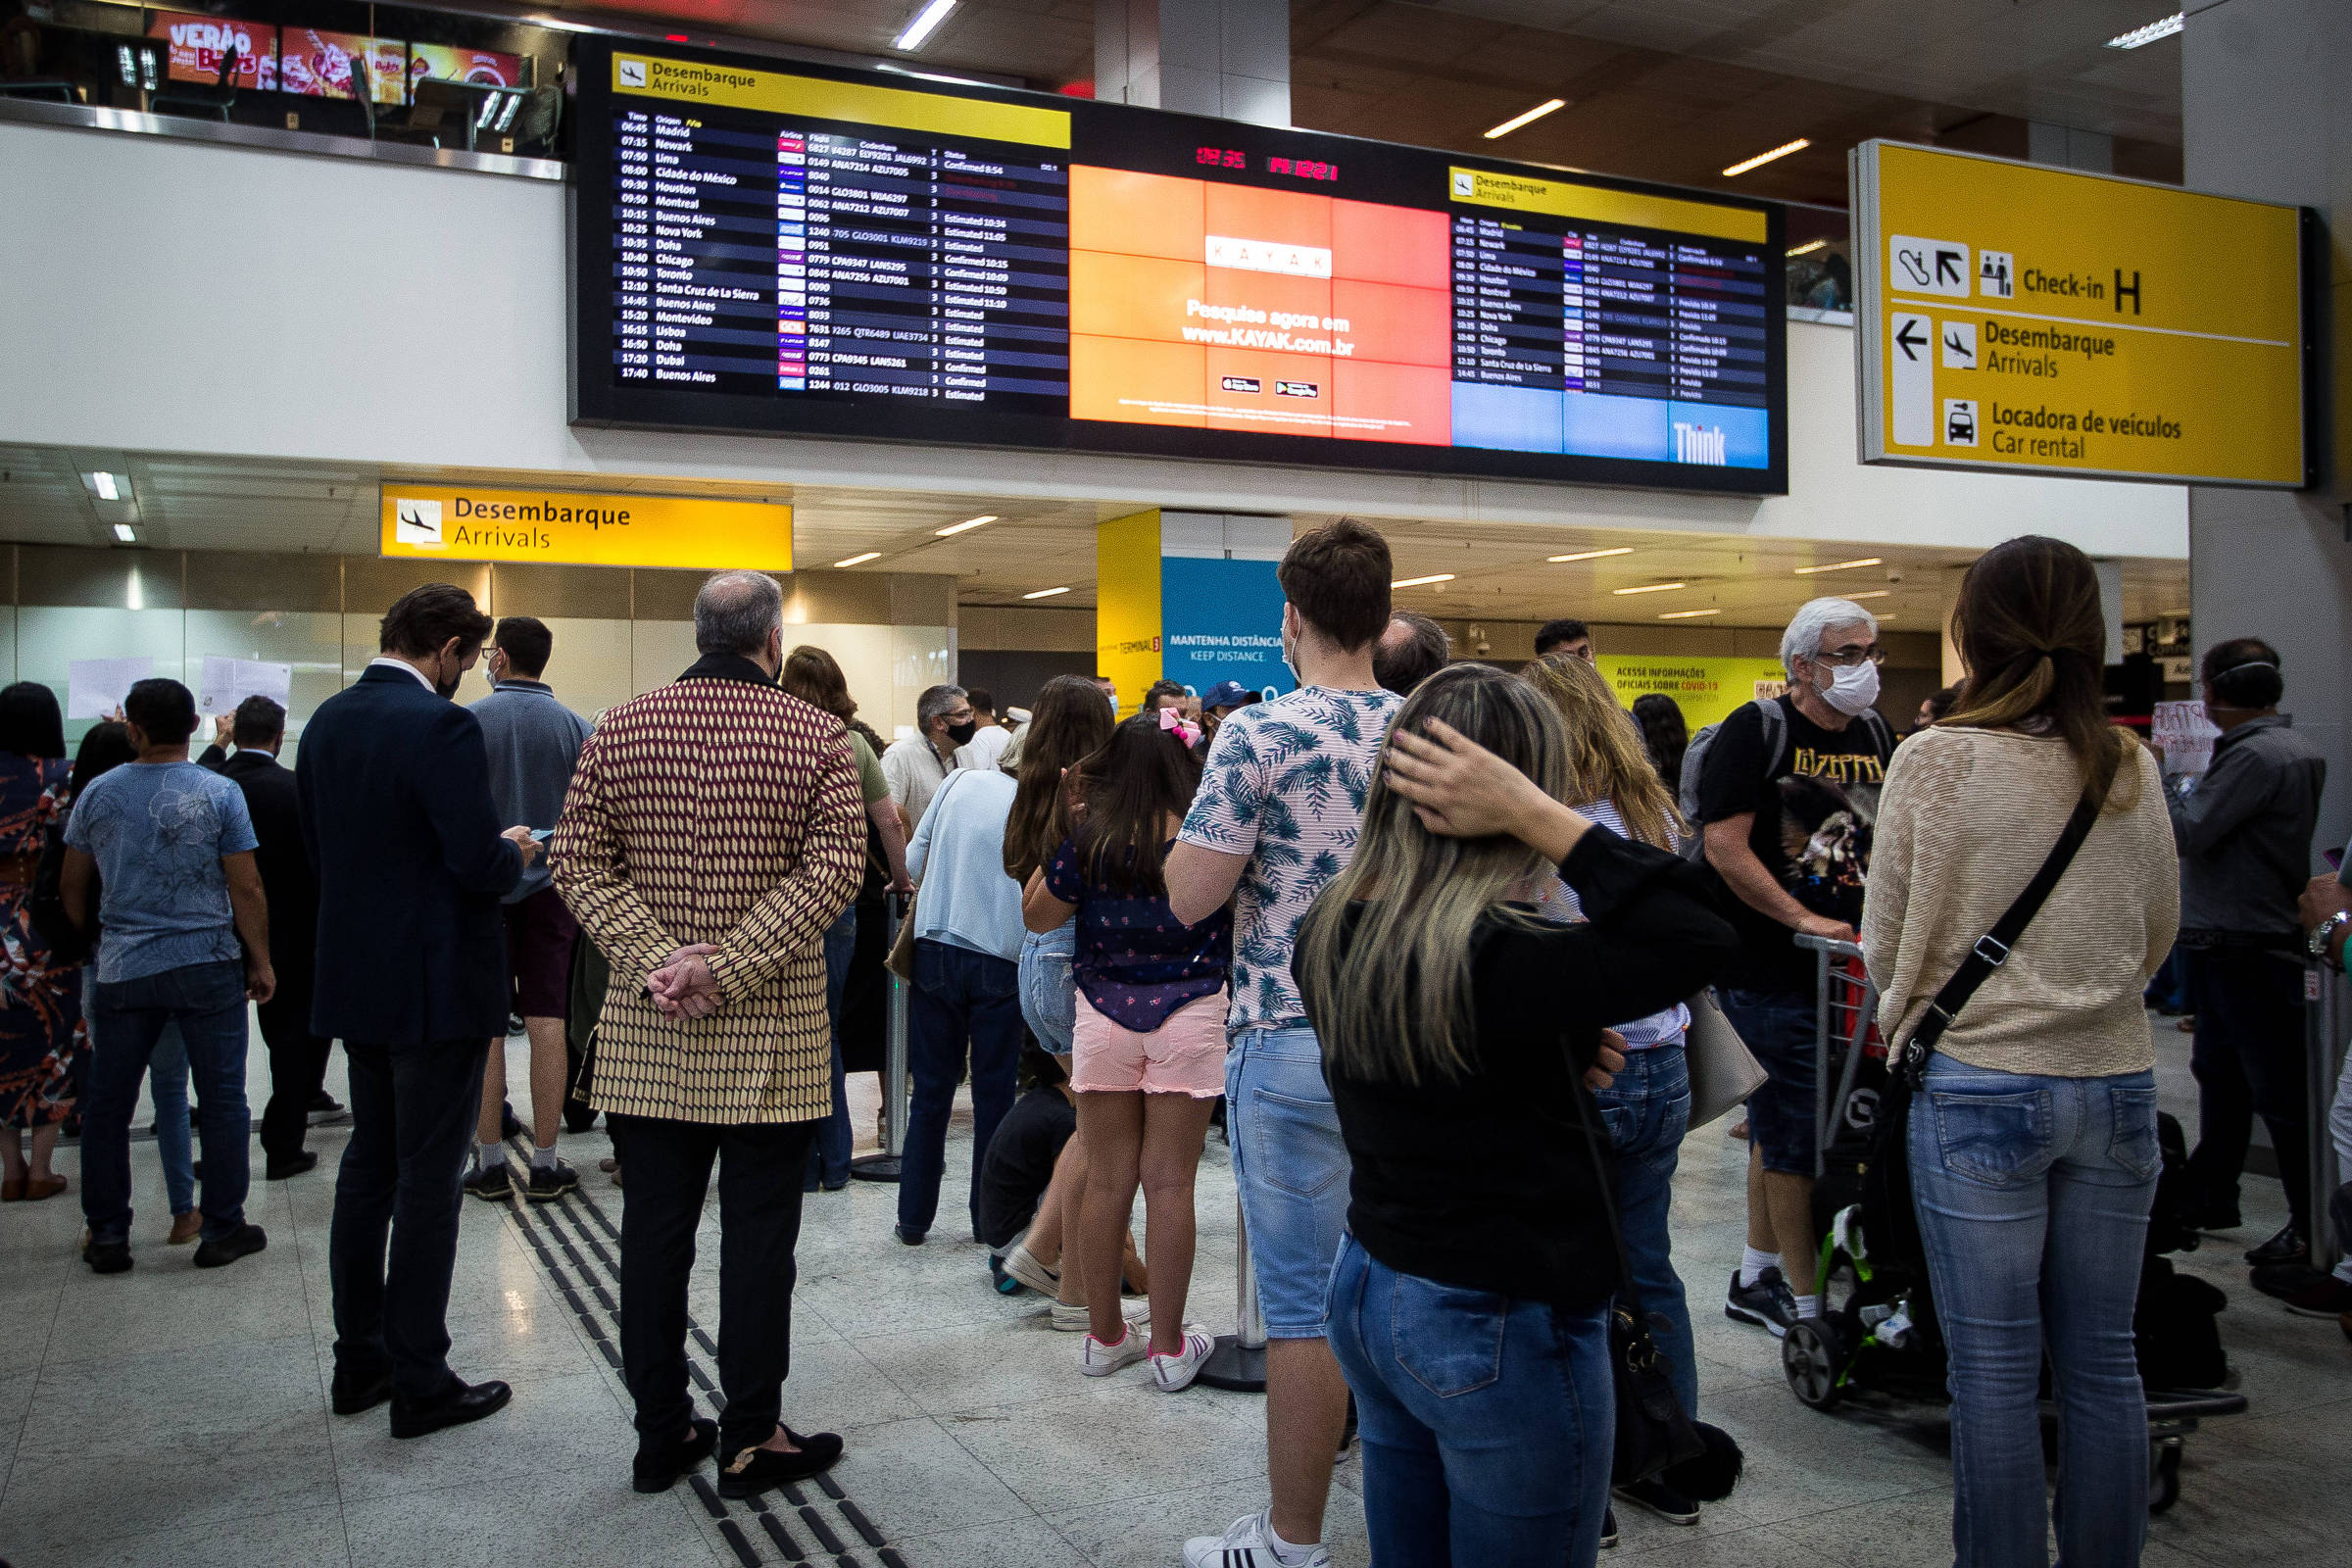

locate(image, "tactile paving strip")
(499, 1144), (910, 1568)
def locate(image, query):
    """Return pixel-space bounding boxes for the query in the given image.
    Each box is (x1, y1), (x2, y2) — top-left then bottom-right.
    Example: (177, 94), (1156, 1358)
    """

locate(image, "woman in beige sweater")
(1863, 535), (2179, 1568)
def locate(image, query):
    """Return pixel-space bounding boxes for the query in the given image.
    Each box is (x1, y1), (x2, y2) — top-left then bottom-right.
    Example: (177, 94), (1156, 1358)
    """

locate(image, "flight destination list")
(611, 105), (1070, 413)
(1448, 216), (1769, 409)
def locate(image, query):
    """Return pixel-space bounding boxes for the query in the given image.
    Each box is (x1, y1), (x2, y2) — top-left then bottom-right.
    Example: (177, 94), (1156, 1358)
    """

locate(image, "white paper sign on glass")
(198, 656), (294, 715)
(66, 657), (155, 719)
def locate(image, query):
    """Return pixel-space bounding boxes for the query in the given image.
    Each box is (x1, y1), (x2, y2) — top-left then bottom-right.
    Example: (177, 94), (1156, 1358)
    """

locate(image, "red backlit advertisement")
(408, 44), (525, 92)
(279, 28), (404, 102)
(146, 12), (273, 89)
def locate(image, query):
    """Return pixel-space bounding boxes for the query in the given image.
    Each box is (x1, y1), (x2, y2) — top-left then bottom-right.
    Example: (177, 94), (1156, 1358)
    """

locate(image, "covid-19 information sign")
(1851, 140), (2309, 487)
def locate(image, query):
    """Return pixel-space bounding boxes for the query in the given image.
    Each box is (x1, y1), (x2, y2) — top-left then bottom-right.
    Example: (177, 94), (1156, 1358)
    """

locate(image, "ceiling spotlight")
(83, 470), (126, 501)
(1391, 573), (1456, 588)
(2162, 608), (2191, 616)
(833, 552), (882, 567)
(2106, 12), (2183, 49)
(1659, 608), (1720, 619)
(892, 0), (957, 52)
(1547, 547), (1635, 563)
(1845, 590), (1891, 601)
(1793, 557), (1883, 574)
(1787, 238), (1828, 257)
(1022, 585), (1071, 600)
(935, 514), (997, 537)
(1483, 98), (1565, 140)
(1722, 137), (1810, 177)
(1612, 581), (1687, 595)
(113, 522), (137, 543)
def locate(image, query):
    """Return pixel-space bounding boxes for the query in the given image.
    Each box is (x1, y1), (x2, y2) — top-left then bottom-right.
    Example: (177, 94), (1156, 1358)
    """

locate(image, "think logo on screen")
(1672, 423), (1728, 466)
(394, 500), (445, 547)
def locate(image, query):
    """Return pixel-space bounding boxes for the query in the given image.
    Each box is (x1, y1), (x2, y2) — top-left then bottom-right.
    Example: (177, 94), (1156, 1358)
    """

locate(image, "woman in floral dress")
(0, 683), (82, 1201)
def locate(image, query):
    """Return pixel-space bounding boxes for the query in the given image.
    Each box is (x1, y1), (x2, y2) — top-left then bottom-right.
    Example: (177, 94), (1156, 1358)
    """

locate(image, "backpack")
(1676, 698), (1893, 859)
(28, 814), (95, 967)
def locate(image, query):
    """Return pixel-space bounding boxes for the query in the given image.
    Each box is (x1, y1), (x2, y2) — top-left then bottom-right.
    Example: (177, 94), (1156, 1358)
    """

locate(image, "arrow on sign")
(1894, 317), (1928, 362)
(1936, 248), (1965, 286)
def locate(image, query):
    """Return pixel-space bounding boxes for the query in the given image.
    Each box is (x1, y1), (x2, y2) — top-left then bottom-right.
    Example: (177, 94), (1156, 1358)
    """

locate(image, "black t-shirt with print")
(1694, 695), (1892, 995)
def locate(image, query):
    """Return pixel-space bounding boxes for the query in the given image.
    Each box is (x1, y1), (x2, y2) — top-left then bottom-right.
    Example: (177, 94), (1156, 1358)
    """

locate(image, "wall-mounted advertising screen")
(570, 41), (1786, 493)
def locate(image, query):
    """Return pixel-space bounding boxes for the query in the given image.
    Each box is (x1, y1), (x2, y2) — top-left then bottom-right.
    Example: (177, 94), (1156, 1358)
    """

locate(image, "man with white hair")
(1692, 597), (1894, 1347)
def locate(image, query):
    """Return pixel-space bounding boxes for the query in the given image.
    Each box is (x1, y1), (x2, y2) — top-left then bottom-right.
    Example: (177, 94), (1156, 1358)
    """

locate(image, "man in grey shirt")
(465, 616), (595, 1202)
(2168, 637), (2328, 1267)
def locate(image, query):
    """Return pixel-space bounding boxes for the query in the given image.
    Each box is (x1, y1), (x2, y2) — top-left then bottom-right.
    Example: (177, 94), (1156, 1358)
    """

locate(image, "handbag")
(886, 766), (974, 983)
(1682, 987), (1766, 1130)
(1566, 1071), (1705, 1485)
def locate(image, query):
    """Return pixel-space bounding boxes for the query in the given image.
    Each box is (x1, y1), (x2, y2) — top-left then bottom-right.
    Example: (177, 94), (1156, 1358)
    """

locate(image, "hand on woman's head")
(1383, 718), (1544, 840)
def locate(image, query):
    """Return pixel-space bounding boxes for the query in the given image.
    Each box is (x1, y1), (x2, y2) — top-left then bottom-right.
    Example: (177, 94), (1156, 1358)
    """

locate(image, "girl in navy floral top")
(1023, 710), (1232, 1391)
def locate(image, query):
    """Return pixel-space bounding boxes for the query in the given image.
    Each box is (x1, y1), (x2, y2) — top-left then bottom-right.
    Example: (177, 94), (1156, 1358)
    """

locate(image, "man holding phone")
(466, 615), (596, 1202)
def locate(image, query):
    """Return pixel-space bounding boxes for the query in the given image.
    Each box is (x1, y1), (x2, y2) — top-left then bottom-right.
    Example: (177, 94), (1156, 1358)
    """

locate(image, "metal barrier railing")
(850, 892), (911, 1184)
(1196, 1200), (1267, 1392)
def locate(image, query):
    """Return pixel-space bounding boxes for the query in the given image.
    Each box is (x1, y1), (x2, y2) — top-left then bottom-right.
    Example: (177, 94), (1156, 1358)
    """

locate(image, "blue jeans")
(1719, 988), (1818, 1175)
(1225, 1025), (1350, 1339)
(900, 938), (1023, 1237)
(148, 1022), (196, 1216)
(80, 959), (251, 1246)
(807, 905), (860, 1188)
(1909, 1058), (2160, 1568)
(1327, 1235), (1613, 1568)
(1018, 919), (1076, 1056)
(1595, 1041), (1695, 1419)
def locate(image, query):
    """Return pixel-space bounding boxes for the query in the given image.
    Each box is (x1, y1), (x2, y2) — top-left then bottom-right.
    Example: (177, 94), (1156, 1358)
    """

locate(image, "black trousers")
(255, 979), (332, 1163)
(2185, 948), (2311, 1234)
(330, 1037), (490, 1399)
(609, 1112), (816, 1456)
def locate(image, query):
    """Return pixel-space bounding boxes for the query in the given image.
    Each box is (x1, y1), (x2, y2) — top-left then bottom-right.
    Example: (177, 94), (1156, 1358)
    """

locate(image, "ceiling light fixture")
(1659, 608), (1720, 619)
(1612, 581), (1687, 595)
(2106, 12), (2183, 49)
(1547, 546), (1636, 563)
(1722, 137), (1810, 177)
(1787, 238), (1828, 257)
(934, 514), (997, 537)
(892, 0), (957, 52)
(833, 552), (882, 567)
(1793, 557), (1883, 574)
(1483, 98), (1565, 140)
(83, 470), (124, 501)
(2162, 607), (2191, 616)
(1022, 585), (1071, 600)
(1391, 573), (1456, 588)
(1845, 590), (1891, 601)
(113, 522), (137, 543)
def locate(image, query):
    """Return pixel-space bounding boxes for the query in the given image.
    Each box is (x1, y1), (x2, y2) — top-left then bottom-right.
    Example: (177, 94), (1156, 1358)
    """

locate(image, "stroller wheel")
(1784, 1320), (1843, 1411)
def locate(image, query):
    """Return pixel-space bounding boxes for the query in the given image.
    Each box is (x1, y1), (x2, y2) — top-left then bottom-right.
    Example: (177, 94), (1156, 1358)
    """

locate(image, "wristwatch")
(2309, 910), (2350, 961)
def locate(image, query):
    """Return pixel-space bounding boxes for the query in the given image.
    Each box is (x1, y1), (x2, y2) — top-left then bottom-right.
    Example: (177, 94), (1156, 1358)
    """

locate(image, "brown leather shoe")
(169, 1210), (203, 1245)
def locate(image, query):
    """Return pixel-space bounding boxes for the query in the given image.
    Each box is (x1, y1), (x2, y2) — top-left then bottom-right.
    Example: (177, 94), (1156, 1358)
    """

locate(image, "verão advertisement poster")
(146, 12), (274, 89)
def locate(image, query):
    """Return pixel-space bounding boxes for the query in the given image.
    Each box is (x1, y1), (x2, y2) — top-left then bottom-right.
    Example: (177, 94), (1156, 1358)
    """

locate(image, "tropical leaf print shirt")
(1176, 685), (1402, 1038)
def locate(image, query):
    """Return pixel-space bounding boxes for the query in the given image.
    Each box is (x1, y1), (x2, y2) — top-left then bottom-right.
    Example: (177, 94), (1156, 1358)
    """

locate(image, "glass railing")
(1, 0), (570, 158)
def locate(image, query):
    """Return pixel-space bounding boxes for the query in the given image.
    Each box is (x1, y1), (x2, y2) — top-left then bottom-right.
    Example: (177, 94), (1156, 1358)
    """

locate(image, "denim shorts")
(1719, 988), (1819, 1176)
(1226, 1025), (1351, 1340)
(1018, 920), (1076, 1056)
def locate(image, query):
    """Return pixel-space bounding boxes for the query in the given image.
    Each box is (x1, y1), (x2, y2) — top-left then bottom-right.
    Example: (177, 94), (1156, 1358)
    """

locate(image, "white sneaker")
(1004, 1238), (1060, 1297)
(1079, 1327), (1149, 1376)
(1150, 1326), (1215, 1393)
(1182, 1508), (1330, 1568)
(1051, 1298), (1149, 1333)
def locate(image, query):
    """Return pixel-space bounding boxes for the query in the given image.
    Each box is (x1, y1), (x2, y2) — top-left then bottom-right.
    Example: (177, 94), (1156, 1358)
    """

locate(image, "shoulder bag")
(1682, 987), (1766, 1130)
(885, 767), (979, 982)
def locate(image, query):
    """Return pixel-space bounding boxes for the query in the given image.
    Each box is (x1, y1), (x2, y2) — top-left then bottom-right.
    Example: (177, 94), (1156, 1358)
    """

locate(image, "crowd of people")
(2, 519), (2344, 1568)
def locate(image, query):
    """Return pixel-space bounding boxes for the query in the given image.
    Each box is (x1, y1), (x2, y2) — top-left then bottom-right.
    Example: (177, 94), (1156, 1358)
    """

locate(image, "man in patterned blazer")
(553, 569), (865, 1499)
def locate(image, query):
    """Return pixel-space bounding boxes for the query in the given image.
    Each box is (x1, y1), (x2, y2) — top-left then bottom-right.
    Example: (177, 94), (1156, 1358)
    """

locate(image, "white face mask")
(1817, 659), (1881, 717)
(1280, 609), (1301, 687)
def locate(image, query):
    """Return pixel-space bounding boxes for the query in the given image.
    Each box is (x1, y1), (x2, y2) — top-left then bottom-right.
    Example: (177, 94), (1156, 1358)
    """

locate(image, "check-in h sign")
(1850, 140), (2308, 487)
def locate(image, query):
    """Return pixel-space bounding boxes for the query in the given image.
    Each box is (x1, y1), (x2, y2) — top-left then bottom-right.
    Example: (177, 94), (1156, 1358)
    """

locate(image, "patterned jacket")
(553, 653), (863, 1125)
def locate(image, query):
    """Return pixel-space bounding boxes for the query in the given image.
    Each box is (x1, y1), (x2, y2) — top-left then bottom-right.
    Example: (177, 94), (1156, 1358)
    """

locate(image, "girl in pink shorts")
(1021, 710), (1232, 1392)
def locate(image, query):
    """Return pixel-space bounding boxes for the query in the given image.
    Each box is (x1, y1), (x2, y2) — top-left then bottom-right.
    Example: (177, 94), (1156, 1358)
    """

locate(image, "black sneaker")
(464, 1161), (514, 1201)
(193, 1222), (269, 1268)
(715, 1428), (844, 1498)
(83, 1236), (132, 1275)
(633, 1416), (719, 1494)
(266, 1151), (319, 1181)
(1600, 1504), (1619, 1548)
(309, 1092), (350, 1127)
(525, 1159), (579, 1203)
(894, 1225), (926, 1247)
(2246, 1223), (2308, 1267)
(1615, 1475), (1700, 1526)
(1726, 1266), (1798, 1338)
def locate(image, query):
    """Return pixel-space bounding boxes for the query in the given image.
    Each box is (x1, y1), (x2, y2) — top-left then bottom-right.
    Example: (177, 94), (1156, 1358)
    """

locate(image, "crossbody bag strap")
(1566, 1057), (1648, 1320)
(1900, 784), (2106, 1083)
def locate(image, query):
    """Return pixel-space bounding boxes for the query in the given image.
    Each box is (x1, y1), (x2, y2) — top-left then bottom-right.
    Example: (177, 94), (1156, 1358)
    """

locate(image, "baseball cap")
(1201, 680), (1253, 710)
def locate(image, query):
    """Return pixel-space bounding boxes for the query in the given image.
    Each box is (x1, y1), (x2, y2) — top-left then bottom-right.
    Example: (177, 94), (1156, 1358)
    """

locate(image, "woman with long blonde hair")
(1296, 663), (1737, 1567)
(1520, 652), (1705, 1529)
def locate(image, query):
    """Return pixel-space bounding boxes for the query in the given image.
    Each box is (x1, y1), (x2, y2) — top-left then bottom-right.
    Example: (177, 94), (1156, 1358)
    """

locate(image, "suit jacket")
(297, 664), (523, 1044)
(553, 653), (863, 1125)
(201, 747), (318, 992)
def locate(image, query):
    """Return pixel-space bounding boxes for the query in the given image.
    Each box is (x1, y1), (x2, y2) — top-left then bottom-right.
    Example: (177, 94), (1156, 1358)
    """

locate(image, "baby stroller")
(1780, 937), (2247, 1515)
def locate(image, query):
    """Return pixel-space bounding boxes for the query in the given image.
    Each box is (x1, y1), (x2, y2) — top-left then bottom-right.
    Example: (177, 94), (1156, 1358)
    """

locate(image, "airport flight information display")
(573, 42), (1786, 492)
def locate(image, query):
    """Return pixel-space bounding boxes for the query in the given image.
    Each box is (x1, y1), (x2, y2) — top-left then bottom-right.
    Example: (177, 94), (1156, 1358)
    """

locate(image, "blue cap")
(1201, 680), (1253, 710)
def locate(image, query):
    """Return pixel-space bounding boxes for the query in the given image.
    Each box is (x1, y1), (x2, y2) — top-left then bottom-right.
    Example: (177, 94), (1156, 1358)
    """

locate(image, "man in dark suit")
(299, 583), (540, 1441)
(202, 694), (329, 1180)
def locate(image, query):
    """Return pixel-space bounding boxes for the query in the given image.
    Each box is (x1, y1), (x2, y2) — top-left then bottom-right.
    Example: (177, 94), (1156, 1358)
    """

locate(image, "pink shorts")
(1069, 991), (1228, 1098)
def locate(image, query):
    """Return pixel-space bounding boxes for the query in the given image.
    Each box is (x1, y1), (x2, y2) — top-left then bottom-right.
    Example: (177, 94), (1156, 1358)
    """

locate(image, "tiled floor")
(2, 1020), (2347, 1567)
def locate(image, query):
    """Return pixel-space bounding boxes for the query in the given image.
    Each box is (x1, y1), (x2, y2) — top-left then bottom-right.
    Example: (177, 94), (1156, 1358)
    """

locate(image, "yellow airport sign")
(612, 54), (1070, 149)
(379, 484), (792, 571)
(1852, 140), (2307, 487)
(1446, 167), (1766, 245)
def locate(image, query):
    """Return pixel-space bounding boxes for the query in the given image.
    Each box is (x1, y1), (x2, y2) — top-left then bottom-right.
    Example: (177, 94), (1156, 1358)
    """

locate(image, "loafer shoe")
(83, 1237), (133, 1275)
(2246, 1224), (2308, 1267)
(716, 1428), (844, 1497)
(389, 1378), (513, 1440)
(266, 1151), (319, 1181)
(193, 1223), (268, 1269)
(633, 1416), (719, 1494)
(331, 1369), (394, 1416)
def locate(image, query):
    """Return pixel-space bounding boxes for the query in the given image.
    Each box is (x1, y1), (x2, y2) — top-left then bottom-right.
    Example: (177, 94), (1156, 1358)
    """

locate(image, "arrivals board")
(570, 41), (1786, 493)
(1852, 140), (2309, 487)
